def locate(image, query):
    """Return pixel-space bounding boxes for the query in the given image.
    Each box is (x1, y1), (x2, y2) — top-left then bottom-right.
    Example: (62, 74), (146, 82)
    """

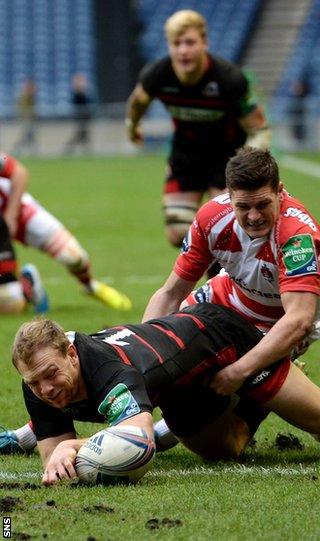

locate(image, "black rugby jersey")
(139, 54), (257, 161)
(23, 303), (263, 440)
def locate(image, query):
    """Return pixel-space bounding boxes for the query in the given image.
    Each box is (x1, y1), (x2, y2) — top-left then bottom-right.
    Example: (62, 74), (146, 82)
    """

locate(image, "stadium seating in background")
(270, 0), (320, 120)
(137, 0), (263, 63)
(0, 0), (96, 118)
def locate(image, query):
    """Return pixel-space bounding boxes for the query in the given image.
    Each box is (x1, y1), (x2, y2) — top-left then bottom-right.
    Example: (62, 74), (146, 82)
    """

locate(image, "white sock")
(153, 419), (179, 452)
(14, 423), (37, 451)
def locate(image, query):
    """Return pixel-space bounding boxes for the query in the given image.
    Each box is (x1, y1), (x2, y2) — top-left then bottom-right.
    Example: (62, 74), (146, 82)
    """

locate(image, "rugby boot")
(21, 263), (49, 314)
(87, 280), (132, 311)
(0, 427), (25, 454)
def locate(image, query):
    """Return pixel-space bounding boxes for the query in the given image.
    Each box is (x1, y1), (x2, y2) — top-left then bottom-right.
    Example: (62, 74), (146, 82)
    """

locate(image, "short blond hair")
(164, 10), (207, 41)
(12, 318), (70, 369)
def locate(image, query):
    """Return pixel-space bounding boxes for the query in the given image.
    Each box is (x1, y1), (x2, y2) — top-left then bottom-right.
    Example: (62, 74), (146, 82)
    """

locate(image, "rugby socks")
(14, 421), (37, 451)
(154, 419), (179, 452)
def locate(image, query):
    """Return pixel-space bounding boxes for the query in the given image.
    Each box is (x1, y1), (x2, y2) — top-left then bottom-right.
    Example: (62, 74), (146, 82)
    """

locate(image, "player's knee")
(181, 415), (251, 461)
(0, 282), (26, 314)
(165, 226), (187, 247)
(223, 416), (251, 459)
(44, 230), (89, 272)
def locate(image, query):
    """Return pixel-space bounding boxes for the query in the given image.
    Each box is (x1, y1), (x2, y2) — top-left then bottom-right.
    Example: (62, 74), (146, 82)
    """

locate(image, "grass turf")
(0, 152), (319, 540)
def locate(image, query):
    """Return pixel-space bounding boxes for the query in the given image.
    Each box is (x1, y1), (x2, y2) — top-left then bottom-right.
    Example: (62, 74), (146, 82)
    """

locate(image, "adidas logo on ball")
(75, 425), (155, 486)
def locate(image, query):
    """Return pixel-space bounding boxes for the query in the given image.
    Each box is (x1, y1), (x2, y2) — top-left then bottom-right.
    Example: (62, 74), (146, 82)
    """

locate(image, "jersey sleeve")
(174, 200), (219, 281)
(22, 382), (75, 441)
(86, 355), (153, 426)
(138, 58), (167, 97)
(218, 61), (258, 118)
(277, 205), (320, 295)
(0, 153), (16, 178)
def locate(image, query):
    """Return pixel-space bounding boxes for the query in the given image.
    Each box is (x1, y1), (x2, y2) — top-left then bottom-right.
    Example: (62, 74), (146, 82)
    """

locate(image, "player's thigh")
(265, 362), (320, 434)
(21, 198), (64, 248)
(180, 395), (251, 460)
(161, 383), (259, 460)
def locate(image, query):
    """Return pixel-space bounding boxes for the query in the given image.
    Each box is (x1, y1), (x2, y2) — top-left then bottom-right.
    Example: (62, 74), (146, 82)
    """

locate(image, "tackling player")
(0, 152), (131, 312)
(126, 9), (270, 249)
(143, 147), (320, 397)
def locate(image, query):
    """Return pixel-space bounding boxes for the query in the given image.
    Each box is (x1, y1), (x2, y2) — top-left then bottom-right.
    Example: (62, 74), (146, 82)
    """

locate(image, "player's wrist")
(246, 126), (271, 150)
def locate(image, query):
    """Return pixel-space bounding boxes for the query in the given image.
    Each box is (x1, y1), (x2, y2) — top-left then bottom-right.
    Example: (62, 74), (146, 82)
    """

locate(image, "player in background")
(0, 214), (48, 314)
(126, 9), (270, 251)
(0, 152), (131, 312)
(10, 304), (320, 486)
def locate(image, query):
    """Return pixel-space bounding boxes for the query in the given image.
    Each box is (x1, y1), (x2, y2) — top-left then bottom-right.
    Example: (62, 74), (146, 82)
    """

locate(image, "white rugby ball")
(75, 425), (155, 486)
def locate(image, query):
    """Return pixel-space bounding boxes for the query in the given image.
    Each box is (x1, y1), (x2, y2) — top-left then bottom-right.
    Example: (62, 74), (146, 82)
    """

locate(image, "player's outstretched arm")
(210, 291), (318, 395)
(38, 431), (82, 486)
(142, 271), (196, 321)
(39, 413), (155, 486)
(125, 83), (153, 145)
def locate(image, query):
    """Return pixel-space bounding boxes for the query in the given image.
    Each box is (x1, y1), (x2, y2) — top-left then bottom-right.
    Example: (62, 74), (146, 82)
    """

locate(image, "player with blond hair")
(126, 9), (270, 250)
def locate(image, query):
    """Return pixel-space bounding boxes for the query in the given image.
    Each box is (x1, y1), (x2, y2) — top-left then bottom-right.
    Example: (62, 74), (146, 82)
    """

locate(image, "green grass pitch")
(0, 152), (320, 541)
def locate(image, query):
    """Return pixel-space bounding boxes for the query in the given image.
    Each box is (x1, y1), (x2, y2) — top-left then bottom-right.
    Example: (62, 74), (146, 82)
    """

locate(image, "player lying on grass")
(10, 302), (320, 486)
(0, 151), (131, 312)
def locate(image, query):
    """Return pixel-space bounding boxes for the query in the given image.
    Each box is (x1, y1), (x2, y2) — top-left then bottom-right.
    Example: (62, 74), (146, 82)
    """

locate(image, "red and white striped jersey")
(175, 191), (320, 332)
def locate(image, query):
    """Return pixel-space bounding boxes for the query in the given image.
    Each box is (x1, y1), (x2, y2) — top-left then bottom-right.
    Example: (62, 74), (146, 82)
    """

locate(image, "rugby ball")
(75, 425), (155, 486)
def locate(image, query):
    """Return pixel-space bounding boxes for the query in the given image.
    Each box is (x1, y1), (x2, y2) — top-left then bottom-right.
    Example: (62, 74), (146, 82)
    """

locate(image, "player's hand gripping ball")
(75, 425), (155, 485)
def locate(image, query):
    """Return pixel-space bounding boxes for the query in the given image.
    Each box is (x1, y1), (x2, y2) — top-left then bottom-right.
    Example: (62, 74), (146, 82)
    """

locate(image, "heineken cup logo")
(282, 234), (317, 276)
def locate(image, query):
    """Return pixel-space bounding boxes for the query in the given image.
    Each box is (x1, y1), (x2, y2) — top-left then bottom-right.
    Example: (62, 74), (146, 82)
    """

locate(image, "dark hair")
(226, 147), (279, 192)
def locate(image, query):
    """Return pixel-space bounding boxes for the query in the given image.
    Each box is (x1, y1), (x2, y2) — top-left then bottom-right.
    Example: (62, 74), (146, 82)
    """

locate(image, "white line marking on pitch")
(281, 155), (320, 179)
(0, 471), (41, 480)
(0, 464), (316, 482)
(148, 465), (317, 477)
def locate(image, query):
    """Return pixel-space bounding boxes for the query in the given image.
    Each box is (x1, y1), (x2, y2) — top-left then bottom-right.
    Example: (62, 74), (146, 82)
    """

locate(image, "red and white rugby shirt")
(174, 191), (320, 332)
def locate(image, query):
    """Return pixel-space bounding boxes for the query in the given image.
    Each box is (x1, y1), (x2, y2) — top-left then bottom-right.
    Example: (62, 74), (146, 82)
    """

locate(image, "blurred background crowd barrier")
(1, 0), (320, 155)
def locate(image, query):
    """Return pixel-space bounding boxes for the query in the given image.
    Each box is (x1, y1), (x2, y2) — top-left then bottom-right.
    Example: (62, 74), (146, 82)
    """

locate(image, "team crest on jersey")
(202, 81), (219, 97)
(260, 264), (274, 282)
(98, 383), (140, 425)
(181, 231), (191, 253)
(194, 283), (212, 303)
(281, 234), (318, 276)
